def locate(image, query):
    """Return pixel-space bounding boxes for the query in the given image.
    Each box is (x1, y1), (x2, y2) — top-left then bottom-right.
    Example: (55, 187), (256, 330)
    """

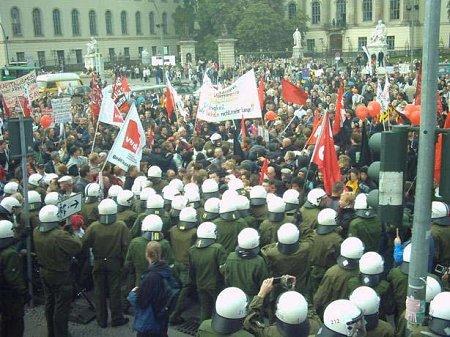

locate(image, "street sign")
(57, 193), (82, 220)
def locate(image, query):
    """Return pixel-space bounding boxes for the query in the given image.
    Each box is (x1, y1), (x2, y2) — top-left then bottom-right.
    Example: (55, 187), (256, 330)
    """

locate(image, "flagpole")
(91, 118), (100, 153)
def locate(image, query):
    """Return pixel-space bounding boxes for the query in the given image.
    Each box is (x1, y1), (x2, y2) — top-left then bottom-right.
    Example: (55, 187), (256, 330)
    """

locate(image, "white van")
(36, 73), (83, 94)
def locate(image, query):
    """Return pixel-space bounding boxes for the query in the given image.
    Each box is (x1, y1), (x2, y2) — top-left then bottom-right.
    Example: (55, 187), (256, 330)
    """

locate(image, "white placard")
(51, 97), (73, 124)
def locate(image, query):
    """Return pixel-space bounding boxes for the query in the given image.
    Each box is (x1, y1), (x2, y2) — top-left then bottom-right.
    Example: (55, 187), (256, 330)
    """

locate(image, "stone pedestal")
(366, 41), (388, 69)
(179, 40), (197, 65)
(84, 53), (104, 79)
(292, 45), (304, 60)
(0, 40), (7, 66)
(215, 38), (237, 67)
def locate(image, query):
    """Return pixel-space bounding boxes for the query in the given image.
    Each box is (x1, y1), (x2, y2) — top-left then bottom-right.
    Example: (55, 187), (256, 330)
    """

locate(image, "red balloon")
(355, 105), (368, 121)
(40, 114), (53, 129)
(265, 110), (278, 121)
(404, 104), (417, 117)
(368, 101), (381, 117)
(409, 108), (421, 125)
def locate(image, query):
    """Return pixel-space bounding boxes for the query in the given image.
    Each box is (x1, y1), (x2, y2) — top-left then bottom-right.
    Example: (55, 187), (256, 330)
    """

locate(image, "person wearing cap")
(430, 201), (450, 275)
(58, 176), (74, 197)
(308, 208), (343, 299)
(261, 223), (311, 297)
(388, 242), (410, 321)
(313, 237), (365, 317)
(244, 278), (322, 337)
(249, 186), (268, 229)
(188, 222), (227, 321)
(33, 205), (82, 337)
(203, 133), (229, 154)
(169, 206), (198, 325)
(223, 228), (269, 298)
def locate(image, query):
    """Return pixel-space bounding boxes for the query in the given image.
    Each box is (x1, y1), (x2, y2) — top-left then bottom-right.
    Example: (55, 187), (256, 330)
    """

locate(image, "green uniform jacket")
(309, 231), (343, 269)
(250, 205), (267, 229)
(300, 205), (320, 235)
(313, 264), (359, 316)
(348, 216), (382, 252)
(81, 201), (99, 226)
(215, 218), (247, 255)
(117, 209), (138, 229)
(189, 243), (227, 290)
(430, 223), (450, 267)
(366, 319), (395, 337)
(130, 211), (171, 239)
(244, 295), (321, 337)
(152, 180), (167, 194)
(82, 220), (130, 271)
(223, 252), (269, 297)
(169, 226), (197, 265)
(132, 199), (143, 215)
(241, 215), (258, 229)
(197, 319), (254, 337)
(387, 267), (408, 317)
(33, 227), (82, 282)
(259, 219), (285, 248)
(347, 277), (396, 318)
(261, 241), (311, 293)
(0, 245), (27, 297)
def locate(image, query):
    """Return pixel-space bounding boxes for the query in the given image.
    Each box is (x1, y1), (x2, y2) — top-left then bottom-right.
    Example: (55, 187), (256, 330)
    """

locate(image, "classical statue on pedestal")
(293, 28), (302, 47)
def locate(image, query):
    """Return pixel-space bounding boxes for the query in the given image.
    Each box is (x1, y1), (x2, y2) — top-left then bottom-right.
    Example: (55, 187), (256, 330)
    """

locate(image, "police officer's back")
(116, 189), (138, 228)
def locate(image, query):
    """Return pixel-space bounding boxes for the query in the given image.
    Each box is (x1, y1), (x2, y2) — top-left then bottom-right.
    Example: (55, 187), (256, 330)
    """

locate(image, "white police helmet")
(276, 291), (309, 337)
(98, 198), (118, 224)
(277, 223), (300, 255)
(212, 287), (248, 334)
(337, 237), (365, 270)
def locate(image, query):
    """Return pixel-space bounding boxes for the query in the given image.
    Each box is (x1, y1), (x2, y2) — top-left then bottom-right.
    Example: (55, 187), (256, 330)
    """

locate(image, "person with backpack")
(128, 241), (180, 337)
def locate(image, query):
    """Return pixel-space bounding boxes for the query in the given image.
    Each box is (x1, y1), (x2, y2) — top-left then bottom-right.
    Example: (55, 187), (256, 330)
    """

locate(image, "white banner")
(51, 97), (73, 124)
(197, 69), (262, 122)
(98, 95), (124, 127)
(0, 72), (39, 108)
(106, 104), (145, 171)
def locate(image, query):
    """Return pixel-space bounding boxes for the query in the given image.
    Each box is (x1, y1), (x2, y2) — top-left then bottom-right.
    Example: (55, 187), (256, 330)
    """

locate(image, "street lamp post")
(0, 16), (10, 66)
(151, 0), (166, 84)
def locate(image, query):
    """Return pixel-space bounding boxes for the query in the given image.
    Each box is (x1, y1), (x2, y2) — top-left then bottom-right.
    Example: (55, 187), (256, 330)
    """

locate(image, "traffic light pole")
(407, 0), (440, 331)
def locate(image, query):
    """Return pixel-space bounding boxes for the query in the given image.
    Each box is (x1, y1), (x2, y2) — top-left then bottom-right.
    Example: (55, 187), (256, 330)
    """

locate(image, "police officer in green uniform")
(300, 188), (327, 236)
(244, 278), (321, 337)
(283, 188), (302, 226)
(260, 196), (288, 247)
(137, 187), (155, 216)
(189, 222), (227, 321)
(0, 220), (28, 337)
(261, 223), (311, 294)
(163, 185), (180, 213)
(228, 178), (248, 197)
(201, 179), (220, 206)
(236, 195), (257, 229)
(126, 214), (174, 286)
(107, 185), (123, 202)
(0, 197), (22, 237)
(223, 228), (268, 298)
(197, 287), (255, 337)
(185, 183), (202, 209)
(249, 185), (268, 230)
(33, 205), (82, 337)
(349, 286), (395, 337)
(28, 190), (43, 230)
(82, 198), (129, 328)
(348, 193), (382, 252)
(81, 182), (101, 227)
(169, 195), (189, 228)
(387, 243), (410, 320)
(147, 165), (167, 194)
(169, 206), (198, 325)
(347, 251), (395, 320)
(130, 194), (171, 239)
(313, 237), (365, 317)
(215, 198), (247, 255)
(116, 189), (138, 228)
(430, 202), (450, 279)
(201, 197), (221, 223)
(308, 208), (343, 299)
(29, 173), (47, 201)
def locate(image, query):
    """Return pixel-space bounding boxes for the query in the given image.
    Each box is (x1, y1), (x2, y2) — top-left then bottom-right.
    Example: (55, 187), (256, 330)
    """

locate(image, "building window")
(37, 51), (45, 67)
(390, 0), (400, 20)
(53, 9), (62, 36)
(124, 47), (130, 60)
(362, 0), (372, 21)
(71, 10), (80, 36)
(121, 11), (128, 35)
(306, 39), (315, 52)
(138, 47), (143, 56)
(105, 11), (113, 35)
(336, 0), (346, 26)
(16, 52), (25, 62)
(311, 1), (321, 24)
(75, 49), (83, 64)
(386, 35), (395, 50)
(135, 11), (142, 35)
(149, 12), (155, 34)
(164, 46), (170, 55)
(358, 37), (367, 50)
(11, 7), (22, 36)
(288, 3), (297, 20)
(151, 46), (157, 55)
(32, 8), (43, 36)
(89, 10), (97, 36)
(162, 12), (168, 34)
(109, 48), (115, 62)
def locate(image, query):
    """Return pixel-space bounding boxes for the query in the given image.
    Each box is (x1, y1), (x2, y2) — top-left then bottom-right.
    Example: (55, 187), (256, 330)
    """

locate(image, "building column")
(179, 40), (197, 66)
(347, 0), (357, 26)
(215, 38), (237, 67)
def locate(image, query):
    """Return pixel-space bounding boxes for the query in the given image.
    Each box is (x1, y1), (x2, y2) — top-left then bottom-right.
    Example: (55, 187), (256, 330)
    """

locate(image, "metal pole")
(0, 22), (9, 65)
(18, 110), (34, 307)
(406, 0), (440, 331)
(151, 0), (165, 84)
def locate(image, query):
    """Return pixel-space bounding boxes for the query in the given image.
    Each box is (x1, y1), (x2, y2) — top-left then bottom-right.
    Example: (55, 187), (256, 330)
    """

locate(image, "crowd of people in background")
(0, 52), (450, 337)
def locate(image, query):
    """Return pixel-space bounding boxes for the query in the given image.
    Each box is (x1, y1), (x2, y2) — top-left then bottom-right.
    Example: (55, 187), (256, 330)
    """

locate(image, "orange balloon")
(409, 108), (421, 125)
(265, 110), (277, 121)
(355, 105), (368, 121)
(368, 101), (381, 117)
(404, 104), (417, 117)
(40, 114), (53, 129)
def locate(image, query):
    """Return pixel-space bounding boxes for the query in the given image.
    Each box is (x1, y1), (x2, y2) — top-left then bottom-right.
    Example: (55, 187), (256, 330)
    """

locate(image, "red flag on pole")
(332, 85), (345, 135)
(281, 79), (308, 105)
(259, 158), (269, 184)
(434, 114), (450, 184)
(164, 87), (175, 120)
(306, 110), (323, 146)
(258, 77), (265, 110)
(311, 112), (341, 194)
(18, 96), (32, 117)
(89, 73), (103, 118)
(1, 95), (11, 118)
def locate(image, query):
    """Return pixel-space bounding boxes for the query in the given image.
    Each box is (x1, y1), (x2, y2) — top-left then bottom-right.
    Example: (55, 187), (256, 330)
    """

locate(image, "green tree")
(172, 0), (196, 38)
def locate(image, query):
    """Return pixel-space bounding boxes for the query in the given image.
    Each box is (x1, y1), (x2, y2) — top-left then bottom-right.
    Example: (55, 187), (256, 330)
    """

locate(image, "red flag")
(414, 65), (422, 105)
(258, 77), (265, 110)
(259, 158), (269, 184)
(18, 96), (32, 117)
(164, 87), (175, 120)
(332, 85), (344, 135)
(306, 110), (323, 146)
(281, 79), (308, 105)
(89, 73), (103, 118)
(1, 95), (11, 118)
(112, 75), (130, 113)
(121, 76), (131, 93)
(434, 114), (450, 183)
(311, 112), (341, 194)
